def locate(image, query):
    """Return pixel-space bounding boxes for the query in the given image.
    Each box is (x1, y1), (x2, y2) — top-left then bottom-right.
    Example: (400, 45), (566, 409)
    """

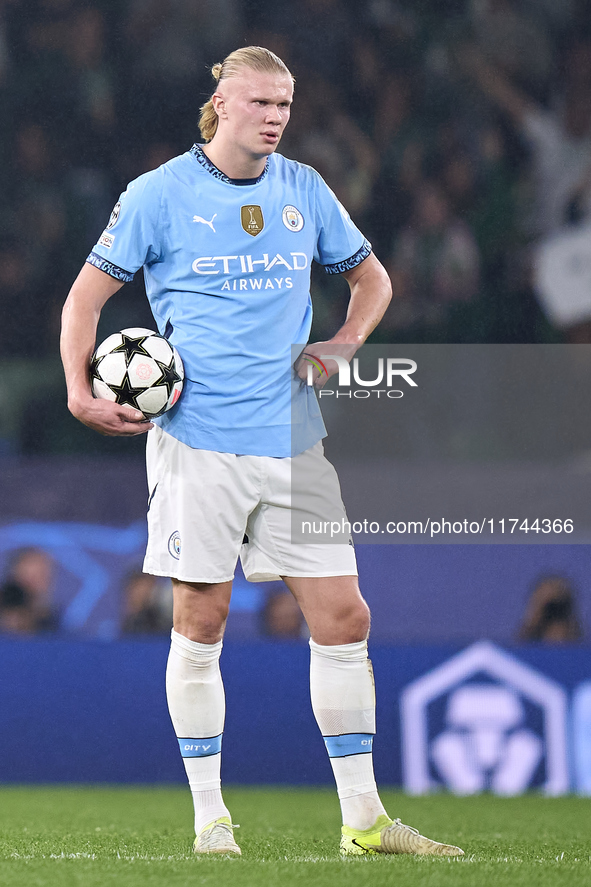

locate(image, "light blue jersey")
(88, 145), (371, 457)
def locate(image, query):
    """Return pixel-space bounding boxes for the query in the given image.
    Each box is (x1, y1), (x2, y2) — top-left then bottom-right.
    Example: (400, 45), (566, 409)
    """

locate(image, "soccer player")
(60, 46), (463, 859)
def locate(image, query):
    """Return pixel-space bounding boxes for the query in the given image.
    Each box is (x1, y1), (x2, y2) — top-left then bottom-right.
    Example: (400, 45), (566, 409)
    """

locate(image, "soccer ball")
(90, 327), (184, 418)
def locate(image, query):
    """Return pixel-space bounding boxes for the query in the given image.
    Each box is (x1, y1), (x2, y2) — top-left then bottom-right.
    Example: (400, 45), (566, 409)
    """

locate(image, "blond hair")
(199, 46), (294, 142)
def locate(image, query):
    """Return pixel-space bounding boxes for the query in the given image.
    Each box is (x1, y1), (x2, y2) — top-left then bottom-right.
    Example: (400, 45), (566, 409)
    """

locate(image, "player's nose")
(265, 105), (283, 124)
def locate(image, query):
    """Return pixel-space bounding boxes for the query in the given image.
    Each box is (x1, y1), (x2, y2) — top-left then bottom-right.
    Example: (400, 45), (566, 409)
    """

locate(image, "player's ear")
(211, 92), (226, 118)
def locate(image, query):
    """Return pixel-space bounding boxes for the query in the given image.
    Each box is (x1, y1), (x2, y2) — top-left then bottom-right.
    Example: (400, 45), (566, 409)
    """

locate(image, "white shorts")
(143, 426), (358, 584)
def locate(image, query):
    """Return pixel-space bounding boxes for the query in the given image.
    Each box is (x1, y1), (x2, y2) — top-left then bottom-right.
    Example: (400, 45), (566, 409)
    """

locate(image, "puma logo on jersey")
(192, 213), (217, 232)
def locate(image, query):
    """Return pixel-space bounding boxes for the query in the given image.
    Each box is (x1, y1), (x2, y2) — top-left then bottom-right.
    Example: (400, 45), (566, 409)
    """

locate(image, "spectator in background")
(459, 39), (591, 341)
(459, 42), (591, 239)
(0, 581), (33, 634)
(123, 0), (243, 146)
(260, 584), (307, 639)
(125, 0), (242, 87)
(518, 575), (584, 644)
(560, 35), (591, 99)
(0, 238), (48, 357)
(368, 70), (426, 257)
(282, 76), (378, 218)
(1, 122), (68, 356)
(470, 124), (519, 273)
(121, 569), (172, 635)
(65, 8), (116, 139)
(0, 547), (59, 634)
(9, 123), (66, 271)
(468, 0), (554, 98)
(385, 179), (480, 331)
(264, 0), (352, 88)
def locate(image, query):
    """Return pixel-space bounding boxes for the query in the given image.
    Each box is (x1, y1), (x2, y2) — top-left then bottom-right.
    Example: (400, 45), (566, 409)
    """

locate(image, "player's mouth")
(261, 130), (280, 143)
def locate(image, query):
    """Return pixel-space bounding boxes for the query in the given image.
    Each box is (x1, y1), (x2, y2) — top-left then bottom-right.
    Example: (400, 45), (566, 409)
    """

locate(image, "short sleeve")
(312, 171), (372, 274)
(86, 168), (164, 282)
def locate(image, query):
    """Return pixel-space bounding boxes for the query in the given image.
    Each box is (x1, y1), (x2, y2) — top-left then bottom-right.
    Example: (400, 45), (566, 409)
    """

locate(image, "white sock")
(166, 629), (230, 835)
(310, 638), (388, 830)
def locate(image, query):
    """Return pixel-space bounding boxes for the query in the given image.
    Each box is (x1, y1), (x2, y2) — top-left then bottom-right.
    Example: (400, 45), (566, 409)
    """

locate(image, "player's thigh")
(240, 441), (358, 582)
(282, 574), (370, 645)
(144, 426), (259, 584)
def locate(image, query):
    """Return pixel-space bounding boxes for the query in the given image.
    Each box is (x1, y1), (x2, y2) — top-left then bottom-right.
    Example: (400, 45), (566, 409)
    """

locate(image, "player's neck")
(201, 140), (267, 181)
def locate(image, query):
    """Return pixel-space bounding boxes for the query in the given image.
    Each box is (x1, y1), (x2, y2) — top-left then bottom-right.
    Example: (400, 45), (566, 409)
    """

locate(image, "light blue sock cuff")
(177, 734), (223, 758)
(323, 733), (374, 758)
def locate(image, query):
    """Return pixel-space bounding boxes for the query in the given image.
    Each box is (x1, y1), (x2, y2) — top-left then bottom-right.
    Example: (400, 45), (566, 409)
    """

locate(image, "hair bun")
(211, 63), (223, 82)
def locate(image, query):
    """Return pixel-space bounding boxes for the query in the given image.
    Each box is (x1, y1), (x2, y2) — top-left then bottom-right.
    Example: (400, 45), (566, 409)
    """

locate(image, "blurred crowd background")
(0, 542), (314, 640)
(2, 0), (591, 453)
(0, 541), (585, 643)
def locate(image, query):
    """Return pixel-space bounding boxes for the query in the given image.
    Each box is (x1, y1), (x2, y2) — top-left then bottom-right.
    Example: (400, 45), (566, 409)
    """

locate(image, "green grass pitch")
(0, 786), (589, 887)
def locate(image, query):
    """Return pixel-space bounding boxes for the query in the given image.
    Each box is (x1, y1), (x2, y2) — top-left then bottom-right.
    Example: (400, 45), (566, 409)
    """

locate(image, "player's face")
(215, 69), (293, 158)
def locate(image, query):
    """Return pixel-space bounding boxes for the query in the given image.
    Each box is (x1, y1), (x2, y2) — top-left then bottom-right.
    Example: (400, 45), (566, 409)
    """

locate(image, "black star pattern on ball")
(89, 352), (102, 379)
(107, 373), (149, 413)
(155, 358), (182, 400)
(111, 334), (152, 365)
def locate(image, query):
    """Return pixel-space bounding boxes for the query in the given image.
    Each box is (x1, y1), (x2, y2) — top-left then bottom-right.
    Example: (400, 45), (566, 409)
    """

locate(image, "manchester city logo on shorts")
(168, 530), (181, 560)
(106, 201), (121, 230)
(282, 205), (304, 232)
(241, 205), (264, 236)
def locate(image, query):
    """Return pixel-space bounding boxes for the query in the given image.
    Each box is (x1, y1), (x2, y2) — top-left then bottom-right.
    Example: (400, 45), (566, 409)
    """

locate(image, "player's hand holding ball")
(84, 327), (184, 436)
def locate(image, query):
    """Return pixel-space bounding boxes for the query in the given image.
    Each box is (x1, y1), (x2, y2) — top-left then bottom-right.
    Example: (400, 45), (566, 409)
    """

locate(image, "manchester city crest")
(168, 530), (181, 560)
(241, 205), (264, 236)
(282, 205), (304, 232)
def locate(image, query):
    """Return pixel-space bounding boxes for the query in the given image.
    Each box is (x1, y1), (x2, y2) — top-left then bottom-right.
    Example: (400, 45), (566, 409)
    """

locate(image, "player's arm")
(60, 263), (153, 436)
(336, 251), (392, 346)
(301, 252), (392, 384)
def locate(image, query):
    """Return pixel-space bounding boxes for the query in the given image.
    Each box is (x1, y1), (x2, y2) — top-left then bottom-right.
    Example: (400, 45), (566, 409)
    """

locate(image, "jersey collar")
(190, 144), (269, 186)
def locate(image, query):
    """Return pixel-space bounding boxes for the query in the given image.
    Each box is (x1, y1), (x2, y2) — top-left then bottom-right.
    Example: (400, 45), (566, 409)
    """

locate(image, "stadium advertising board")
(1, 638), (590, 792)
(400, 641), (569, 795)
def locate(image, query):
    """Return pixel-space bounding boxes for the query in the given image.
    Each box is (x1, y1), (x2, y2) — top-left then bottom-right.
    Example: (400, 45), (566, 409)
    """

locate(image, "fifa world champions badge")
(241, 205), (264, 236)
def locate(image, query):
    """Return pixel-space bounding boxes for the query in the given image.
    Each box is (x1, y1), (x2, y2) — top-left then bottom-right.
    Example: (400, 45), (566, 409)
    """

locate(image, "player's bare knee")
(185, 603), (229, 639)
(347, 598), (371, 641)
(172, 580), (230, 643)
(174, 615), (227, 644)
(328, 597), (370, 643)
